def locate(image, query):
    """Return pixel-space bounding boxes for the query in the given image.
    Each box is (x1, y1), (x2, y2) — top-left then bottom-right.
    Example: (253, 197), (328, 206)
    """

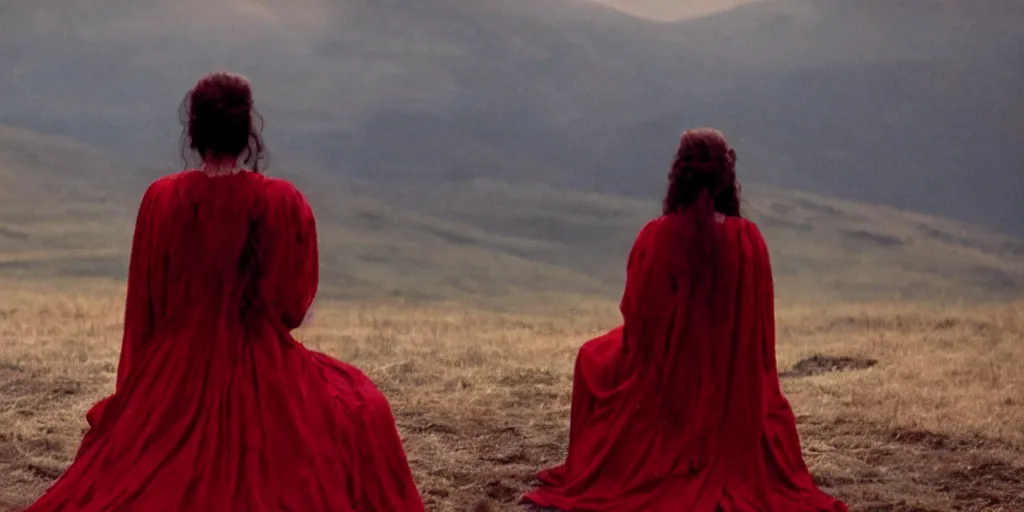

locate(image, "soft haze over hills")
(1, 0), (1021, 235)
(0, 0), (1021, 303)
(2, 124), (1021, 306)
(583, 0), (768, 21)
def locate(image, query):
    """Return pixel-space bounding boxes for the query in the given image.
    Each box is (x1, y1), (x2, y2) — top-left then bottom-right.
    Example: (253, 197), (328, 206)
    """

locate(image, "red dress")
(25, 171), (425, 511)
(522, 213), (847, 512)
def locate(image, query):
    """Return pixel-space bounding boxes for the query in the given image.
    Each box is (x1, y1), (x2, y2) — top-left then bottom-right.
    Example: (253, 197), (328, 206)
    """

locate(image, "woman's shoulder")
(147, 170), (307, 198)
(638, 216), (667, 236)
(723, 216), (771, 258)
(651, 213), (767, 248)
(260, 175), (308, 201)
(142, 169), (217, 193)
(645, 213), (761, 234)
(138, 171), (193, 202)
(724, 215), (762, 236)
(260, 177), (316, 220)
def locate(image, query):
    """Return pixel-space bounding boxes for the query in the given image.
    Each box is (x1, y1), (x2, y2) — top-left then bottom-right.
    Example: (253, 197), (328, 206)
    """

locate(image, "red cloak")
(25, 171), (425, 511)
(522, 212), (848, 511)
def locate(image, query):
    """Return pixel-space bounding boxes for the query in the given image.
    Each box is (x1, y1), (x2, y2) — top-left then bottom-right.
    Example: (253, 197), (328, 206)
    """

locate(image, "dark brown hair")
(662, 128), (740, 217)
(661, 129), (742, 316)
(179, 72), (267, 172)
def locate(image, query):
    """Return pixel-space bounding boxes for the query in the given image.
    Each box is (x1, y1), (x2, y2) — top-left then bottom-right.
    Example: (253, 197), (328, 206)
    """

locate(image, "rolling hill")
(0, 0), (1021, 235)
(0, 1), (1020, 306)
(1, 126), (1021, 307)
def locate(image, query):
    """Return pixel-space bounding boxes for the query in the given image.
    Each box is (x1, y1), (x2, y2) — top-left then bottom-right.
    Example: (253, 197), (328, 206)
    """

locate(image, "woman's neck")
(201, 158), (241, 176)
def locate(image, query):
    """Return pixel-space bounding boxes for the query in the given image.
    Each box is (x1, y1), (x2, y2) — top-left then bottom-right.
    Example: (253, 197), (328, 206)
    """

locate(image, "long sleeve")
(618, 219), (657, 326)
(263, 180), (319, 330)
(619, 216), (688, 365)
(85, 179), (166, 428)
(115, 180), (166, 392)
(714, 221), (772, 468)
(749, 222), (781, 381)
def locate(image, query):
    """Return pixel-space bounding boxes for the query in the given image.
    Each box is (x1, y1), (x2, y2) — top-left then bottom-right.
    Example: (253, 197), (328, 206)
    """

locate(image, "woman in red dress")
(522, 129), (847, 512)
(25, 73), (425, 511)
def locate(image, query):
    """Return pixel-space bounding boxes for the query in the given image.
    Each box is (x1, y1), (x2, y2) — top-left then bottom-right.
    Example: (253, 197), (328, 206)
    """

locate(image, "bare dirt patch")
(800, 417), (1024, 512)
(783, 354), (879, 378)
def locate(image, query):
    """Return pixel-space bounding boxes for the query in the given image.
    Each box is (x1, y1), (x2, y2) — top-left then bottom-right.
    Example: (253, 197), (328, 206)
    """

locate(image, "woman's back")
(618, 212), (775, 400)
(25, 73), (425, 512)
(136, 171), (316, 334)
(523, 129), (846, 512)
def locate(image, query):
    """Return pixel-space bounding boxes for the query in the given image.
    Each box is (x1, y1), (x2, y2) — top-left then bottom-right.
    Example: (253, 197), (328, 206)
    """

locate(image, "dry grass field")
(1, 278), (1022, 511)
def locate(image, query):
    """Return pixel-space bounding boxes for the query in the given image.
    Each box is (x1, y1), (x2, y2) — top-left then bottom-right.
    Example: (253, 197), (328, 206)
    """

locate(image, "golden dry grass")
(1, 279), (1022, 511)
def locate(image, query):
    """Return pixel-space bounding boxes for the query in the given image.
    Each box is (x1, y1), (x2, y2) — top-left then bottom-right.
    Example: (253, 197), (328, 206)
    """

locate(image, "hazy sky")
(582, 0), (768, 21)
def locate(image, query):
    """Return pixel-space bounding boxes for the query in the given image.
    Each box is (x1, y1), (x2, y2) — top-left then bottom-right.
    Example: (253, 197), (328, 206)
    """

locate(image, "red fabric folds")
(523, 213), (847, 512)
(26, 171), (424, 512)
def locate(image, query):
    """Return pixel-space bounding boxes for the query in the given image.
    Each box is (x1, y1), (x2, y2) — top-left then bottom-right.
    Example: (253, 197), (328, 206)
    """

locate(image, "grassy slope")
(1, 126), (1021, 306)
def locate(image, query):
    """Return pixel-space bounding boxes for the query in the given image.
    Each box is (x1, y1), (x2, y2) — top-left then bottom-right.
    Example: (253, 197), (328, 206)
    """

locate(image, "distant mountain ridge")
(1, 125), (1020, 305)
(1, 1), (1022, 304)
(1, 0), (1020, 234)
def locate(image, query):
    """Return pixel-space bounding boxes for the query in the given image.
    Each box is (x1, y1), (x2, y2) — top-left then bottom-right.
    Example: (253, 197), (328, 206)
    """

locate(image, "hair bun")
(180, 71), (267, 172)
(662, 128), (741, 217)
